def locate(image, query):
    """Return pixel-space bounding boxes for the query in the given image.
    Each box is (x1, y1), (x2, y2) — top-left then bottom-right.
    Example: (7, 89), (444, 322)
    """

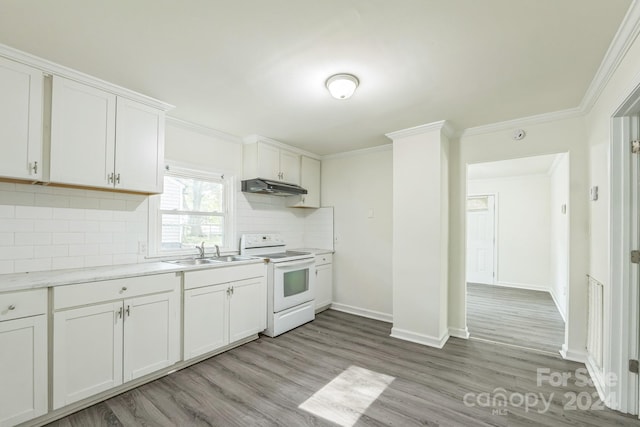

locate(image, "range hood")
(241, 178), (308, 196)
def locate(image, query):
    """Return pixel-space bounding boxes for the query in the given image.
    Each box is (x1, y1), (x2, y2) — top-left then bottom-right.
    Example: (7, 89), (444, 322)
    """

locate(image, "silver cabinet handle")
(8, 304), (15, 311)
(115, 173), (121, 184)
(31, 161), (38, 175)
(315, 270), (318, 276)
(126, 305), (131, 317)
(108, 173), (114, 183)
(231, 286), (234, 295)
(118, 307), (123, 318)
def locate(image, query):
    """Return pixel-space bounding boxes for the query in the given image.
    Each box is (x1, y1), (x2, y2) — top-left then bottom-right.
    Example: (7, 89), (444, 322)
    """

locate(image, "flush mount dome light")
(326, 73), (359, 100)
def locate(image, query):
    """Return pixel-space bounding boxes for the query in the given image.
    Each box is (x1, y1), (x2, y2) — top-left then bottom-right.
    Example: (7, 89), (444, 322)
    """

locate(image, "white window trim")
(147, 162), (236, 259)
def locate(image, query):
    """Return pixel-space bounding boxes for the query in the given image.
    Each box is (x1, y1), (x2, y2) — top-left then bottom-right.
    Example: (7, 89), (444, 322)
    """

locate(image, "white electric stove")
(240, 234), (315, 336)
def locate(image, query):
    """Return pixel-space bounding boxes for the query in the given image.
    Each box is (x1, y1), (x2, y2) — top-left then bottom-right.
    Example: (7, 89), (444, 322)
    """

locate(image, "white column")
(387, 120), (451, 348)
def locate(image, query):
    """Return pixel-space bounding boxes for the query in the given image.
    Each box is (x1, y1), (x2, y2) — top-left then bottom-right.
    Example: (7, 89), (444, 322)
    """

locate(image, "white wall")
(449, 115), (589, 359)
(321, 146), (393, 320)
(468, 174), (551, 290)
(391, 124), (449, 347)
(549, 154), (569, 320)
(0, 118), (332, 274)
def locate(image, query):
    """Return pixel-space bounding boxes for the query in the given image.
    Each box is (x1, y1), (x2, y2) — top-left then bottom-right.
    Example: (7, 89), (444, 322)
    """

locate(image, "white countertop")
(0, 258), (265, 293)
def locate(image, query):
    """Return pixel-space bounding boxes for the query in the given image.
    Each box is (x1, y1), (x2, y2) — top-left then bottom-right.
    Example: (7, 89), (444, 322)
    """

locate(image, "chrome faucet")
(214, 244), (221, 258)
(196, 242), (205, 258)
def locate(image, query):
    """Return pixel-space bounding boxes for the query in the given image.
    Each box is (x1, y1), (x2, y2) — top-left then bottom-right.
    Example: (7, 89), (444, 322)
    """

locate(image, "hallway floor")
(467, 283), (565, 353)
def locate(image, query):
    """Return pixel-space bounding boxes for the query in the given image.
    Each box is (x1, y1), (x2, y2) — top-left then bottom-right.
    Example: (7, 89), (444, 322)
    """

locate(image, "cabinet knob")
(8, 304), (15, 311)
(121, 286), (127, 292)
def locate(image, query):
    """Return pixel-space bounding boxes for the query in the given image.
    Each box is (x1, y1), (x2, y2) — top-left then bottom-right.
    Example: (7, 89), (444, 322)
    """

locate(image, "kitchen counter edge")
(0, 258), (266, 293)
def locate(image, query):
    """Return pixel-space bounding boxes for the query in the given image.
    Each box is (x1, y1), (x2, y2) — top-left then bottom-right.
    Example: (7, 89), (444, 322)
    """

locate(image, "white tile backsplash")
(0, 183), (333, 274)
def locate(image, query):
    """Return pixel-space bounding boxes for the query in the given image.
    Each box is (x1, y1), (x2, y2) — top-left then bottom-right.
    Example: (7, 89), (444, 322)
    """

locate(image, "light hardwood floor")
(46, 310), (638, 427)
(467, 283), (565, 353)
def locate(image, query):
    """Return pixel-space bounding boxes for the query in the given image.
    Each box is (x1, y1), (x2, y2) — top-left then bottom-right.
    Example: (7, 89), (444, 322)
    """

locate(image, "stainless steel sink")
(167, 258), (220, 266)
(167, 255), (259, 266)
(209, 255), (258, 262)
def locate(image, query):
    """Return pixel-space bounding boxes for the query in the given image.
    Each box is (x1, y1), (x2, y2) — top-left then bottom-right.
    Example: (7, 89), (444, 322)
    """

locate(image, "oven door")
(272, 258), (315, 313)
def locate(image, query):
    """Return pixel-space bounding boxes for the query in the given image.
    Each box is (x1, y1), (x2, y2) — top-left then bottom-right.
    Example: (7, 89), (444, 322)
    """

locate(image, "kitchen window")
(149, 164), (234, 256)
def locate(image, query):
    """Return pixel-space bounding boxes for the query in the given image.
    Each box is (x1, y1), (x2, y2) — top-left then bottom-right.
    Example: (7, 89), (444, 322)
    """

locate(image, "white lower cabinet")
(52, 274), (180, 409)
(314, 253), (333, 311)
(0, 289), (48, 427)
(183, 264), (266, 360)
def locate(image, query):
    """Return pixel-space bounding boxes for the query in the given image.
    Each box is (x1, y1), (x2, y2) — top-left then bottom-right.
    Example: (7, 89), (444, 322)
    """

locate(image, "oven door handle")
(272, 258), (315, 269)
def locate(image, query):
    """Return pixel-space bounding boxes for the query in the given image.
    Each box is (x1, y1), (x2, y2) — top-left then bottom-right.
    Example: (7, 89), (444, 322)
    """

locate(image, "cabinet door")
(114, 98), (164, 193)
(184, 284), (229, 360)
(50, 76), (116, 188)
(0, 315), (47, 427)
(279, 149), (301, 185)
(229, 277), (266, 343)
(53, 301), (123, 409)
(123, 290), (179, 382)
(256, 142), (281, 181)
(315, 263), (333, 310)
(0, 57), (43, 181)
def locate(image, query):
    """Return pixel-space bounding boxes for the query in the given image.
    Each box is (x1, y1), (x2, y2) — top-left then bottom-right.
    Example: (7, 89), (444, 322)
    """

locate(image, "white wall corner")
(390, 327), (450, 349)
(549, 287), (567, 322)
(580, 0), (640, 113)
(560, 344), (587, 363)
(385, 120), (454, 141)
(448, 327), (470, 339)
(330, 303), (393, 323)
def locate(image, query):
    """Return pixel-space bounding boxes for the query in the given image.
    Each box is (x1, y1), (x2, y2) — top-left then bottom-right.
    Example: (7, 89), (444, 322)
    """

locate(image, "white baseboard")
(585, 355), (609, 408)
(493, 281), (551, 293)
(560, 344), (587, 363)
(549, 288), (567, 322)
(390, 327), (450, 349)
(330, 302), (393, 323)
(449, 326), (470, 339)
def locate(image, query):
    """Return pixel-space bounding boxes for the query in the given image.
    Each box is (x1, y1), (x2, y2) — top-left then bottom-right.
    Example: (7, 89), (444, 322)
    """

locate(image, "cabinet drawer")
(54, 273), (180, 310)
(315, 253), (333, 266)
(0, 288), (47, 321)
(184, 263), (266, 290)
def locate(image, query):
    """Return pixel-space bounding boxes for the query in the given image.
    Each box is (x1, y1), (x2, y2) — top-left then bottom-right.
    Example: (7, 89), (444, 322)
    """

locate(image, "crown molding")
(580, 0), (640, 113)
(0, 43), (174, 111)
(459, 107), (583, 138)
(321, 143), (392, 160)
(243, 134), (320, 159)
(385, 120), (454, 140)
(165, 116), (242, 144)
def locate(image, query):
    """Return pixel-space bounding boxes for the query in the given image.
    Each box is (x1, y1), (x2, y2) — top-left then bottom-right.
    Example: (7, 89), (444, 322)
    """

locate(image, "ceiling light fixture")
(326, 73), (359, 100)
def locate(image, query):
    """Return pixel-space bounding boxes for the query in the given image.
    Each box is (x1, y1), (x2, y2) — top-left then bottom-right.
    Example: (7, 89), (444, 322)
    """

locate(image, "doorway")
(466, 194), (496, 285)
(465, 153), (569, 354)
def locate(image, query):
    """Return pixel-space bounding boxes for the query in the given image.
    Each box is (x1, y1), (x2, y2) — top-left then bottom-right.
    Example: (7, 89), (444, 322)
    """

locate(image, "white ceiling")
(0, 1), (631, 155)
(467, 153), (561, 180)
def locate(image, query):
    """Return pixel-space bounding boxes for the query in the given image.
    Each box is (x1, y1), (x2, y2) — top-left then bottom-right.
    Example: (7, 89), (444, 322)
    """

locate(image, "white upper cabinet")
(115, 98), (164, 193)
(50, 76), (165, 193)
(244, 140), (301, 185)
(288, 156), (320, 208)
(278, 148), (301, 185)
(0, 57), (43, 181)
(50, 76), (117, 189)
(255, 142), (281, 181)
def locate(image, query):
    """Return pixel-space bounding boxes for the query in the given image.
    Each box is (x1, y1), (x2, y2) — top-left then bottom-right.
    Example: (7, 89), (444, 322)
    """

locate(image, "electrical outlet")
(138, 241), (147, 255)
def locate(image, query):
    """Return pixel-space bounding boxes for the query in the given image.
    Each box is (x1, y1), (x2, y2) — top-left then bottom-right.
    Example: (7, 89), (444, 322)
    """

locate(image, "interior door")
(466, 195), (496, 285)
